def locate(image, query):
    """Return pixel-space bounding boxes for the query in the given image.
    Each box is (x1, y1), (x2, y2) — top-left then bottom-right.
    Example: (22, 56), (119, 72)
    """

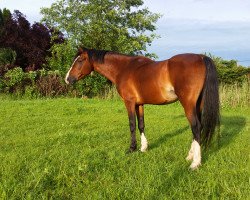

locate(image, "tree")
(0, 8), (11, 28)
(0, 9), (64, 71)
(41, 0), (161, 57)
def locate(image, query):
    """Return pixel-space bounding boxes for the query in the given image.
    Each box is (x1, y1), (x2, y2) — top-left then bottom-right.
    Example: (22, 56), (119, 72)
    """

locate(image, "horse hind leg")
(189, 120), (202, 170)
(183, 102), (202, 170)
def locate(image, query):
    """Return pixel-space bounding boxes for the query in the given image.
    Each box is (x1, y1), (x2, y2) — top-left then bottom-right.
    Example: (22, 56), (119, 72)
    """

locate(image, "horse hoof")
(140, 148), (147, 152)
(126, 148), (136, 154)
(140, 145), (148, 152)
(190, 162), (201, 170)
(186, 155), (193, 161)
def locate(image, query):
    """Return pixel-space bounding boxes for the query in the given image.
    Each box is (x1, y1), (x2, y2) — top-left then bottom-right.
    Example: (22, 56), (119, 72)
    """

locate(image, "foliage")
(35, 70), (68, 97)
(0, 48), (16, 78)
(46, 40), (76, 74)
(75, 72), (110, 97)
(41, 0), (161, 57)
(0, 98), (249, 198)
(0, 8), (11, 30)
(3, 67), (25, 87)
(210, 54), (250, 85)
(0, 48), (16, 66)
(0, 66), (108, 98)
(0, 8), (64, 71)
(0, 67), (65, 98)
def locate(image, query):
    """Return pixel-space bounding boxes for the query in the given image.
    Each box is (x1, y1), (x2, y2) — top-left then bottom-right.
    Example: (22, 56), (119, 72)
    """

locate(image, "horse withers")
(65, 47), (220, 170)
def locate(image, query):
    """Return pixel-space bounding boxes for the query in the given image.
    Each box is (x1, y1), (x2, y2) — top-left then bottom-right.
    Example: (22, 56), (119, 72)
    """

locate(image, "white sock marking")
(140, 132), (148, 152)
(186, 140), (195, 161)
(190, 140), (201, 170)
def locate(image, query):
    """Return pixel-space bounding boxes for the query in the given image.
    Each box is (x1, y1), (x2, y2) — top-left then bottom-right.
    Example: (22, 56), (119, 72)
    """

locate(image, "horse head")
(65, 47), (93, 84)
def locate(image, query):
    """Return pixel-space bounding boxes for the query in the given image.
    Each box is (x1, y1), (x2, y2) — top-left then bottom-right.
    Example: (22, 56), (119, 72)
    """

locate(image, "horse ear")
(78, 47), (84, 53)
(79, 47), (88, 52)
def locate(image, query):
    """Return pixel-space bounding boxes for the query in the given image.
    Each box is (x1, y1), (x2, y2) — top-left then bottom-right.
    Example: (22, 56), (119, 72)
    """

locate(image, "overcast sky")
(1, 0), (250, 66)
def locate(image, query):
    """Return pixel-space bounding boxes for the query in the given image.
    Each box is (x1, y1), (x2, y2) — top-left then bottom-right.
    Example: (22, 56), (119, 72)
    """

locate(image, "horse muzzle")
(65, 75), (77, 85)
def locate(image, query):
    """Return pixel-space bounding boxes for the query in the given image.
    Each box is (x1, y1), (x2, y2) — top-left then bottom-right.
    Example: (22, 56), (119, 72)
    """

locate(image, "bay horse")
(65, 47), (220, 169)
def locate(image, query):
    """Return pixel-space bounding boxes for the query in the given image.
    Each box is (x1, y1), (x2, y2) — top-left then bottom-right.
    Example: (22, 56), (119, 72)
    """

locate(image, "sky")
(1, 0), (250, 66)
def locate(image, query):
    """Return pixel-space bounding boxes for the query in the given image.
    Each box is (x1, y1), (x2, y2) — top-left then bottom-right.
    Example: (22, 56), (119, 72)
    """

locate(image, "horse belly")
(161, 85), (178, 104)
(138, 84), (178, 105)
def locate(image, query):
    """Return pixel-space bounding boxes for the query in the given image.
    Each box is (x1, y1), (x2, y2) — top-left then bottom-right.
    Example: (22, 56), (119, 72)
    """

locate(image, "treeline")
(0, 3), (249, 99)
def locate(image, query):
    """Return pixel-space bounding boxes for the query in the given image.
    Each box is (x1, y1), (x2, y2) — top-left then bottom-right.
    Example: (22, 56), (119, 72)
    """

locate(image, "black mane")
(76, 48), (108, 63)
(76, 47), (137, 64)
(86, 48), (108, 63)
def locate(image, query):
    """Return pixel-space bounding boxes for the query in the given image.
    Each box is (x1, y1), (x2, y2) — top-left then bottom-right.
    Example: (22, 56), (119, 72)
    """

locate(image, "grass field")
(0, 97), (249, 199)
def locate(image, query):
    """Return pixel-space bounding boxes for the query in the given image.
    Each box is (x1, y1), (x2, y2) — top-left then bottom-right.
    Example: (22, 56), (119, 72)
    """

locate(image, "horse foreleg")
(136, 105), (148, 152)
(124, 100), (137, 152)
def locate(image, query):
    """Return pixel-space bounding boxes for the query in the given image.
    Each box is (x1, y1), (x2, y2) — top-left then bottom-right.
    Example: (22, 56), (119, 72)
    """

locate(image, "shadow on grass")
(148, 115), (246, 199)
(218, 115), (246, 148)
(203, 115), (246, 160)
(149, 126), (189, 150)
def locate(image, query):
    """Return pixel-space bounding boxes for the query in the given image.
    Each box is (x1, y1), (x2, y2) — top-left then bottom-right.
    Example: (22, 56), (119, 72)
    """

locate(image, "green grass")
(0, 98), (249, 199)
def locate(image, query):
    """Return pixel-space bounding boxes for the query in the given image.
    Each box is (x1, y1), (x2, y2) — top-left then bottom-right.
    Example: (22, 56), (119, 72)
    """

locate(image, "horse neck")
(92, 54), (131, 84)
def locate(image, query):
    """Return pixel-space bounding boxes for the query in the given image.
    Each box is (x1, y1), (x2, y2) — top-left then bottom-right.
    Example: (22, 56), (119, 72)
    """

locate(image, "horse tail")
(201, 56), (220, 146)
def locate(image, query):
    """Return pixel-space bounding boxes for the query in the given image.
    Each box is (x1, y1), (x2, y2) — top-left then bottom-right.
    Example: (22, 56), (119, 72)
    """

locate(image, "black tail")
(201, 56), (220, 146)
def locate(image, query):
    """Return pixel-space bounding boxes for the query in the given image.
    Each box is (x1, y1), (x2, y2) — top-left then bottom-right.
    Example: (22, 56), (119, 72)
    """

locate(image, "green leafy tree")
(0, 8), (11, 29)
(41, 0), (161, 97)
(41, 0), (161, 57)
(45, 40), (75, 73)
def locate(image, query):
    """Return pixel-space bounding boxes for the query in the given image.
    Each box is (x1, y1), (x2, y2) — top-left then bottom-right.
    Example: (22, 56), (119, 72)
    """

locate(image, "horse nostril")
(66, 76), (77, 84)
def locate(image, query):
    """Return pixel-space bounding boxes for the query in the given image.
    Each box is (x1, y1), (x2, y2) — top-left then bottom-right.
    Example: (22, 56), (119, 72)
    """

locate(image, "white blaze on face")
(190, 140), (201, 170)
(65, 56), (80, 84)
(140, 132), (148, 152)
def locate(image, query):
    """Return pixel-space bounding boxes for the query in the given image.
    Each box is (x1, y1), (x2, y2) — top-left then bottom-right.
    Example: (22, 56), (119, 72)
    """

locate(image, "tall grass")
(101, 80), (250, 108)
(220, 80), (249, 108)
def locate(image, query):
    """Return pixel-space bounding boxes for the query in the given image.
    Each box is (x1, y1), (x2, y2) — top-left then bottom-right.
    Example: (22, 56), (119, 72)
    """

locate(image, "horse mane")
(86, 48), (108, 63)
(75, 48), (108, 64)
(75, 47), (141, 63)
(77, 47), (150, 64)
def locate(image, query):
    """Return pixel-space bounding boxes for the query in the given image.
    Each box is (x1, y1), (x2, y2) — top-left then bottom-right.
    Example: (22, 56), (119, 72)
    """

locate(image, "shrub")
(36, 71), (68, 97)
(4, 67), (25, 87)
(217, 65), (250, 85)
(74, 73), (109, 98)
(210, 54), (250, 85)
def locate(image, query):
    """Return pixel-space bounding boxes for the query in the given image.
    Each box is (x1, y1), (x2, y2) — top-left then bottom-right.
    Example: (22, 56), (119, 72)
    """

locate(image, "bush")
(217, 65), (250, 85)
(4, 67), (25, 87)
(0, 65), (110, 98)
(36, 71), (68, 97)
(74, 73), (109, 97)
(210, 54), (250, 85)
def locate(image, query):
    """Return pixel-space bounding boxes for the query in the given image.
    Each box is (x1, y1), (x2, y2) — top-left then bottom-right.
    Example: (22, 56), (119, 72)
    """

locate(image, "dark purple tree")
(0, 9), (64, 71)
